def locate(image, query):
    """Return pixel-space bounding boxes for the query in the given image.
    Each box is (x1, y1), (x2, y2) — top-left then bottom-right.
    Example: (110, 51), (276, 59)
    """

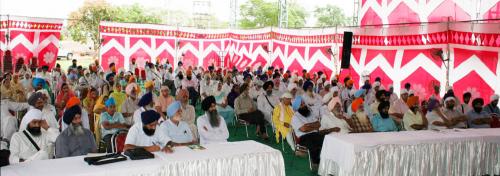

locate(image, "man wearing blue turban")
(124, 110), (173, 153)
(99, 97), (129, 152)
(160, 101), (196, 146)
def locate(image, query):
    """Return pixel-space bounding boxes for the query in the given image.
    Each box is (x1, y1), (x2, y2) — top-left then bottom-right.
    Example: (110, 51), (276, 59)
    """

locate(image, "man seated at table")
(403, 96), (428, 131)
(55, 105), (97, 158)
(272, 92), (295, 149)
(9, 109), (59, 164)
(197, 96), (229, 144)
(320, 97), (351, 134)
(100, 98), (129, 152)
(371, 101), (399, 132)
(483, 94), (499, 117)
(235, 83), (268, 140)
(467, 98), (492, 128)
(426, 99), (456, 130)
(349, 98), (373, 133)
(442, 97), (468, 128)
(162, 101), (196, 146)
(124, 110), (173, 153)
(291, 96), (325, 169)
(389, 89), (409, 123)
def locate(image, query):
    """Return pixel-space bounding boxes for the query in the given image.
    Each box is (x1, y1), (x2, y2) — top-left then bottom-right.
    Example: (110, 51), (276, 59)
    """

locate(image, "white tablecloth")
(2, 140), (285, 176)
(319, 128), (500, 176)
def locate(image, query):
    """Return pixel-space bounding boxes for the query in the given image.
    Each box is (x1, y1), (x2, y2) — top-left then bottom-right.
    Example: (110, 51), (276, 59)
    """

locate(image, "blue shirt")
(100, 111), (126, 137)
(466, 110), (491, 128)
(371, 113), (398, 132)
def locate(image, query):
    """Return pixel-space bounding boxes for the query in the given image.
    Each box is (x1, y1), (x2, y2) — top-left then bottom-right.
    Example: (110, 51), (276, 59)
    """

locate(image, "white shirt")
(200, 80), (215, 97)
(222, 83), (232, 96)
(1, 100), (30, 142)
(320, 112), (351, 134)
(196, 114), (229, 145)
(291, 112), (319, 138)
(257, 91), (280, 123)
(426, 111), (449, 130)
(37, 104), (59, 130)
(124, 123), (171, 149)
(302, 92), (323, 108)
(161, 119), (193, 144)
(9, 128), (59, 164)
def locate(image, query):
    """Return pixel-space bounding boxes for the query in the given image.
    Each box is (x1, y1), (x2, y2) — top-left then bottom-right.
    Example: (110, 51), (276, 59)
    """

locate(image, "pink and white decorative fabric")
(0, 16), (63, 71)
(359, 0), (500, 26)
(99, 21), (499, 103)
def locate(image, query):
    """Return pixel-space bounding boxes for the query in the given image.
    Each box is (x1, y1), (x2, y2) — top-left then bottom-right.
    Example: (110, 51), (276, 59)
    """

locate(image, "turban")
(141, 110), (160, 125)
(32, 78), (45, 88)
(138, 92), (153, 107)
(254, 80), (264, 87)
(400, 89), (409, 95)
(144, 80), (154, 89)
(105, 73), (115, 82)
(346, 80), (354, 86)
(201, 96), (216, 111)
(351, 98), (364, 112)
(361, 83), (372, 90)
(444, 96), (455, 103)
(161, 86), (169, 91)
(328, 97), (342, 112)
(354, 89), (366, 98)
(186, 69), (193, 76)
(167, 101), (182, 118)
(125, 83), (138, 95)
(407, 96), (419, 107)
(292, 96), (303, 111)
(287, 83), (297, 91)
(427, 98), (439, 112)
(65, 96), (81, 109)
(302, 80), (314, 91)
(63, 105), (82, 125)
(105, 97), (116, 107)
(263, 81), (274, 90)
(491, 94), (499, 101)
(281, 92), (293, 99)
(283, 73), (289, 79)
(19, 109), (43, 132)
(28, 92), (44, 106)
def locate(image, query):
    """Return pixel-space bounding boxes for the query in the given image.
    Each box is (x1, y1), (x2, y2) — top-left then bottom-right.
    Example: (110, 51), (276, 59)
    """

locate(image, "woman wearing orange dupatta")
(55, 83), (76, 118)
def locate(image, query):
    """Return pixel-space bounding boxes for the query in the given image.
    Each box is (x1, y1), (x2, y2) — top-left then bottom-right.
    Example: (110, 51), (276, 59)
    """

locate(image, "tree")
(238, 0), (307, 29)
(314, 4), (349, 27)
(67, 0), (163, 51)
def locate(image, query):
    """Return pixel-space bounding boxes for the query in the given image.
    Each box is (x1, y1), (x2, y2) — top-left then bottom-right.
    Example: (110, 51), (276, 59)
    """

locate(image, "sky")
(0, 0), (354, 27)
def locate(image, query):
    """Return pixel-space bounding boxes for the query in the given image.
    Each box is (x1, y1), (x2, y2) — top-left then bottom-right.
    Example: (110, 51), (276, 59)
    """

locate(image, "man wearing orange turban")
(402, 96), (427, 131)
(62, 96), (90, 131)
(349, 98), (373, 133)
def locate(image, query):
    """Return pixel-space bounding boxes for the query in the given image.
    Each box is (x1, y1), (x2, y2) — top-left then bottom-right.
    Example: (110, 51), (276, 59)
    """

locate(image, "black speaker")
(341, 31), (353, 69)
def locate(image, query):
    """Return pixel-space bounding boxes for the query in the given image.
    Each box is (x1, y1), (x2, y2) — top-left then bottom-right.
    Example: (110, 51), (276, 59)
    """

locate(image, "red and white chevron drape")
(99, 21), (499, 103)
(0, 16), (63, 71)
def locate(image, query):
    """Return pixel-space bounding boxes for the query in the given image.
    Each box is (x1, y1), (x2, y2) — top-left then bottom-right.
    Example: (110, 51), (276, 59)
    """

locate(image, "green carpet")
(194, 103), (319, 176)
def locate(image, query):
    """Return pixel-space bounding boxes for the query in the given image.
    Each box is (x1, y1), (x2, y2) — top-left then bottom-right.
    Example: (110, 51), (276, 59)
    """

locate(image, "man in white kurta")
(161, 101), (195, 145)
(257, 81), (280, 124)
(9, 109), (59, 164)
(1, 98), (30, 149)
(34, 90), (60, 130)
(200, 77), (215, 100)
(124, 110), (173, 153)
(197, 96), (229, 145)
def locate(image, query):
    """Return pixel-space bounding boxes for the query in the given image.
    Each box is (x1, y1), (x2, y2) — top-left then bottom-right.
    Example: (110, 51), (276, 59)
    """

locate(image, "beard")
(410, 107), (418, 113)
(298, 107), (311, 117)
(142, 126), (156, 136)
(69, 123), (85, 136)
(208, 109), (220, 127)
(27, 126), (42, 136)
(380, 111), (389, 119)
(187, 76), (192, 80)
(474, 107), (483, 113)
(446, 105), (454, 110)
(266, 90), (273, 96)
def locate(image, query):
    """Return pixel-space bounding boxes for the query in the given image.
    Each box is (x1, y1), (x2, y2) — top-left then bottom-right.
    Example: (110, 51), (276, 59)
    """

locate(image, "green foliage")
(314, 4), (349, 27)
(67, 0), (162, 50)
(238, 0), (307, 29)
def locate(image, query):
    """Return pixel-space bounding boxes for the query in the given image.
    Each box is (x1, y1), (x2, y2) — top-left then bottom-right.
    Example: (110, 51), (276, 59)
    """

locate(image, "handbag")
(124, 148), (155, 160)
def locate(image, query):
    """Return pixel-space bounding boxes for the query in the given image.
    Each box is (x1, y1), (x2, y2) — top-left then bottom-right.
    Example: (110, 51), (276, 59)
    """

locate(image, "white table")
(1, 140), (285, 176)
(318, 128), (500, 176)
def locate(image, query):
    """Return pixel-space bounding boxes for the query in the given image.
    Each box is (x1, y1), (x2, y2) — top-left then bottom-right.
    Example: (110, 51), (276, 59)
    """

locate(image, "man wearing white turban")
(9, 109), (59, 164)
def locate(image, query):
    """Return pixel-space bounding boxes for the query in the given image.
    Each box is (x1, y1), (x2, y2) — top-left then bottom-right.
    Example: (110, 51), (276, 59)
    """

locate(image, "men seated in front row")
(320, 97), (352, 134)
(197, 96), (229, 144)
(371, 101), (398, 132)
(9, 109), (59, 164)
(124, 110), (173, 153)
(403, 96), (428, 131)
(290, 96), (325, 168)
(162, 101), (196, 146)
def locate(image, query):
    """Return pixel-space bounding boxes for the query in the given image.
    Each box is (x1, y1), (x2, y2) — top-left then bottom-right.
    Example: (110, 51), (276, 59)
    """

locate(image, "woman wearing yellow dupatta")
(109, 82), (126, 112)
